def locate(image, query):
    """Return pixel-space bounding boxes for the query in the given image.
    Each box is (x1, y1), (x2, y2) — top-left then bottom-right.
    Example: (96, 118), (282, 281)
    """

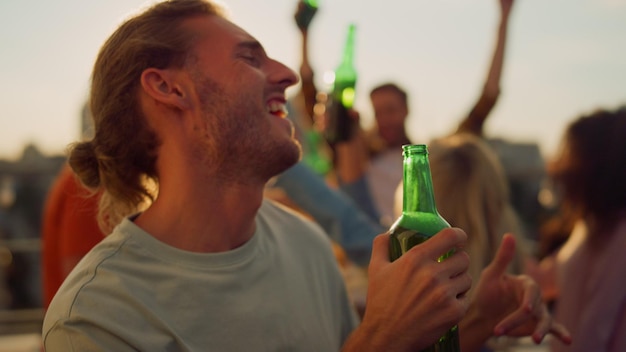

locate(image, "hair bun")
(68, 140), (101, 190)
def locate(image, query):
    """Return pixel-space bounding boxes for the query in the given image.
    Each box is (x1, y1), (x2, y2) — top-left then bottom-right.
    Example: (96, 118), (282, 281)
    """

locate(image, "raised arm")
(456, 0), (514, 136)
(294, 0), (318, 121)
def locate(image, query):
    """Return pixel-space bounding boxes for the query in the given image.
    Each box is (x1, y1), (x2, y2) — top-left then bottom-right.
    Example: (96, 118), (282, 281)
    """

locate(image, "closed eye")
(236, 40), (266, 68)
(239, 53), (261, 67)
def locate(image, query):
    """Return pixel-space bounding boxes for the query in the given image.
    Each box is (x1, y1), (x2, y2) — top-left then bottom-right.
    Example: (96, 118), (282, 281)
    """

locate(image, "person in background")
(544, 106), (626, 352)
(270, 162), (384, 267)
(265, 0), (382, 268)
(337, 0), (516, 227)
(260, 1), (379, 310)
(286, 0), (332, 176)
(40, 102), (104, 308)
(42, 1), (570, 350)
(41, 165), (103, 308)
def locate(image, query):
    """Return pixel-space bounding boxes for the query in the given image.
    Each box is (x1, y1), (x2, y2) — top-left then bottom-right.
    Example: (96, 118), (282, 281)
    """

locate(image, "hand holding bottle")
(332, 108), (369, 183)
(343, 228), (471, 352)
(294, 0), (318, 32)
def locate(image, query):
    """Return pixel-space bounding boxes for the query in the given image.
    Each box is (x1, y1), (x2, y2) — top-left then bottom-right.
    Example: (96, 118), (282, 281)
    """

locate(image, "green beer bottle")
(302, 128), (331, 175)
(325, 23), (357, 145)
(389, 144), (461, 352)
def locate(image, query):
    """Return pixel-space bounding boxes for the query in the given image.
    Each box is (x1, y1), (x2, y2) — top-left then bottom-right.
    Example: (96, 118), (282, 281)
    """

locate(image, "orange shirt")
(41, 165), (104, 308)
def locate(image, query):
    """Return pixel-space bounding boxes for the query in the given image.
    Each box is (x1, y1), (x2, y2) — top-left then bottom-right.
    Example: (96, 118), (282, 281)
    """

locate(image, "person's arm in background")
(294, 1), (380, 225)
(456, 0), (514, 136)
(295, 0), (317, 122)
(273, 161), (385, 267)
(333, 110), (369, 185)
(332, 111), (380, 224)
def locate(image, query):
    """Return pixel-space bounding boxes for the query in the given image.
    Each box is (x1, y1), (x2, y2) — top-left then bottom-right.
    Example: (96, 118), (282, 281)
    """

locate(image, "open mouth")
(267, 101), (288, 118)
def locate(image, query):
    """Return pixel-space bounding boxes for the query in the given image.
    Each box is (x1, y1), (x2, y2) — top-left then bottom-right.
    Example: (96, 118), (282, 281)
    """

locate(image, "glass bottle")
(302, 127), (331, 175)
(389, 144), (461, 352)
(324, 23), (357, 145)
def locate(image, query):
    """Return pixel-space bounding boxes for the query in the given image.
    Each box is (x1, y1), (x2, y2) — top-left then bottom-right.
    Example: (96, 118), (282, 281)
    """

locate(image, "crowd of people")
(38, 0), (625, 351)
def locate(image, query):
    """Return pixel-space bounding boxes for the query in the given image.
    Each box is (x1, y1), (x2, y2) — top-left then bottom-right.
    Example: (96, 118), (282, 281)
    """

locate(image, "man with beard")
(42, 1), (570, 351)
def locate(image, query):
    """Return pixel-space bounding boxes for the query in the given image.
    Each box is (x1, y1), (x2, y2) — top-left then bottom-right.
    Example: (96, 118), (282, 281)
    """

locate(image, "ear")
(140, 68), (191, 111)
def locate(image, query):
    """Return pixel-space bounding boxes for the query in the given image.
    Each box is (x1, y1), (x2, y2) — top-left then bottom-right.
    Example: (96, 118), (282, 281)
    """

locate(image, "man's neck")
(134, 178), (264, 253)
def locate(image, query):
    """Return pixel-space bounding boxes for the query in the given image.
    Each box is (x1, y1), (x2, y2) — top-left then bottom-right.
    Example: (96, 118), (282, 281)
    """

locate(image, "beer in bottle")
(325, 23), (357, 145)
(389, 144), (461, 352)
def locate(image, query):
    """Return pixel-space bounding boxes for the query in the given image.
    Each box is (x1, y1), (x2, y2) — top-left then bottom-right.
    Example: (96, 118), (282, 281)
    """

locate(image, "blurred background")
(0, 0), (624, 348)
(1, 0), (626, 160)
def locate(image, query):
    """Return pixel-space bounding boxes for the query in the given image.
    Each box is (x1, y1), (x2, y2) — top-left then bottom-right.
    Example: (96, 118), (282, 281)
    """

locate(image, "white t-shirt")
(367, 148), (404, 227)
(43, 200), (359, 351)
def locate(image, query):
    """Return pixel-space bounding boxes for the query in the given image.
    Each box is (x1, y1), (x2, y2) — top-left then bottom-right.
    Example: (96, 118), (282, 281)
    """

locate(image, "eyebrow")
(236, 40), (266, 55)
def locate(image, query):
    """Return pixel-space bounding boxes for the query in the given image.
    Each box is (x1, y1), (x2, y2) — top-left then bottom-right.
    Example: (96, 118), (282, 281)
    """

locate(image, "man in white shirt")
(43, 1), (570, 351)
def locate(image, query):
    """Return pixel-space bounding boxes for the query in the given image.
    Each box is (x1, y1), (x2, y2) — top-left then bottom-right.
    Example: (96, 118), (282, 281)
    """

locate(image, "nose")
(268, 58), (299, 89)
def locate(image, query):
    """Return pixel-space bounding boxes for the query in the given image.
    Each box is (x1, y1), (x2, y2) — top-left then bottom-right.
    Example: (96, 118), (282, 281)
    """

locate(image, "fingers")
(369, 229), (469, 287)
(530, 306), (553, 343)
(484, 233), (516, 278)
(492, 274), (572, 346)
(518, 305), (571, 346)
(493, 275), (540, 335)
(406, 229), (471, 300)
(367, 233), (391, 276)
(545, 321), (573, 345)
(406, 228), (468, 262)
(443, 250), (472, 282)
(449, 254), (473, 301)
(442, 251), (472, 320)
(528, 297), (571, 345)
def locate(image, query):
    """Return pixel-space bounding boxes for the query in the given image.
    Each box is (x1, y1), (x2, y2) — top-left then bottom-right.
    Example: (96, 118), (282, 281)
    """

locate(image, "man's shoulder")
(43, 221), (151, 340)
(46, 222), (133, 307)
(258, 198), (332, 246)
(259, 198), (312, 223)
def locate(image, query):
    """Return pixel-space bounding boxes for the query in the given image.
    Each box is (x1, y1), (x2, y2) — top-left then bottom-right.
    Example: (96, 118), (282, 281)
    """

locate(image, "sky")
(1, 0), (625, 161)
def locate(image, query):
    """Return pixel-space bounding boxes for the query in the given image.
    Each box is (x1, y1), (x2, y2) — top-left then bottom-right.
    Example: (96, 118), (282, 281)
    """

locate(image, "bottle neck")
(332, 24), (357, 108)
(340, 24), (355, 66)
(402, 145), (438, 214)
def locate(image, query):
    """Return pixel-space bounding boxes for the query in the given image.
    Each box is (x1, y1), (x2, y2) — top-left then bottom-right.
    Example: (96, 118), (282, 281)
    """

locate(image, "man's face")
(370, 89), (408, 147)
(183, 15), (300, 182)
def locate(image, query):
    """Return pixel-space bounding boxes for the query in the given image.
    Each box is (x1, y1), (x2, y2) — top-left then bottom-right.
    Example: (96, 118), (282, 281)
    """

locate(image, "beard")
(191, 73), (301, 184)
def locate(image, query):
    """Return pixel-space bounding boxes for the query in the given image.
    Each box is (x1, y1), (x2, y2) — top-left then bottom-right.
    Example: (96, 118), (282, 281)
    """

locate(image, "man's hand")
(344, 228), (471, 352)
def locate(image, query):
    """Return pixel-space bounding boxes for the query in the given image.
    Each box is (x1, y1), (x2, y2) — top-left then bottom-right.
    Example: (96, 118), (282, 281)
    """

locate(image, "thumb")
(485, 233), (516, 278)
(368, 233), (391, 277)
